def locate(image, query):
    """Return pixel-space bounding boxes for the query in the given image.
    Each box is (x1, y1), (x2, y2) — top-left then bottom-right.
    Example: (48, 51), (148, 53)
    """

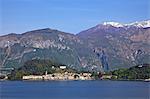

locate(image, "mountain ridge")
(0, 20), (149, 72)
(102, 20), (150, 28)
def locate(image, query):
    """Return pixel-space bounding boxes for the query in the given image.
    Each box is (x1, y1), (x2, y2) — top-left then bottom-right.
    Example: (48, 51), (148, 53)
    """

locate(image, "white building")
(59, 66), (66, 69)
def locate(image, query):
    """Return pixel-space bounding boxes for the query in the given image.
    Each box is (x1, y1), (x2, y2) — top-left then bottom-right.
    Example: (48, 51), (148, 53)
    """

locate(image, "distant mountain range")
(0, 20), (150, 71)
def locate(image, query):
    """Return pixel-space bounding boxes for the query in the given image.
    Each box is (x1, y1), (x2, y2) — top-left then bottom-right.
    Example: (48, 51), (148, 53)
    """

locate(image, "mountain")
(77, 20), (150, 69)
(0, 28), (101, 71)
(0, 20), (150, 71)
(127, 20), (150, 28)
(102, 20), (150, 28)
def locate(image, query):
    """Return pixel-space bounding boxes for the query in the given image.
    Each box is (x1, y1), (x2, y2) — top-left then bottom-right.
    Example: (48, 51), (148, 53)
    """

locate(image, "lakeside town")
(22, 65), (92, 80)
(1, 64), (150, 81)
(0, 65), (111, 81)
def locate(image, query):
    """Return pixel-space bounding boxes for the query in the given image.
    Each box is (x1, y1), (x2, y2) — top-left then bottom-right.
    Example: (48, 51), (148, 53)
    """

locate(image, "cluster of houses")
(22, 66), (92, 80)
(23, 72), (92, 80)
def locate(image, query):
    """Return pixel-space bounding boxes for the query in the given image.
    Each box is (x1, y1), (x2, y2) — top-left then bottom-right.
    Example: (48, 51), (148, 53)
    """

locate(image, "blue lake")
(0, 80), (149, 99)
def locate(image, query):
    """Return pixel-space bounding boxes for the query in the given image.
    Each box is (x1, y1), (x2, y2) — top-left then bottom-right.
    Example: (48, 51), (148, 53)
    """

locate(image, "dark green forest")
(111, 64), (150, 80)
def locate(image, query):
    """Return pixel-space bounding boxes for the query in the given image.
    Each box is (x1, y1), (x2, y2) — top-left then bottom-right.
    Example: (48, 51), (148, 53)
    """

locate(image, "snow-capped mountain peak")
(128, 20), (150, 28)
(102, 20), (150, 28)
(103, 22), (124, 27)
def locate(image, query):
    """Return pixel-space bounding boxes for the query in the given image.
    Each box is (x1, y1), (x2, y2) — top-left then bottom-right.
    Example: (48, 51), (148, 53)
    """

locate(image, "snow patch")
(102, 20), (150, 28)
(103, 22), (124, 27)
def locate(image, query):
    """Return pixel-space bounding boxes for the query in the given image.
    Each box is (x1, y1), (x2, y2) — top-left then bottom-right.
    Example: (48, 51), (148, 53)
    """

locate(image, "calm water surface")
(0, 80), (149, 99)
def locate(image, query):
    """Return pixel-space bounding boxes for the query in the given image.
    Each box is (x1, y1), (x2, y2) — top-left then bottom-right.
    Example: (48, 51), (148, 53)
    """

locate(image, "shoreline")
(1, 79), (149, 82)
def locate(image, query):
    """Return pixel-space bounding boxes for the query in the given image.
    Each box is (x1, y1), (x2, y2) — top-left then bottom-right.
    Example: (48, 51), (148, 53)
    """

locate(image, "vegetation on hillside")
(7, 58), (150, 81)
(111, 64), (150, 80)
(8, 59), (77, 80)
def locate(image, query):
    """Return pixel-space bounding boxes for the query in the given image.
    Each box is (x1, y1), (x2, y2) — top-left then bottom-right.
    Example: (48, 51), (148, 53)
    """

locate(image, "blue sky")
(0, 0), (149, 35)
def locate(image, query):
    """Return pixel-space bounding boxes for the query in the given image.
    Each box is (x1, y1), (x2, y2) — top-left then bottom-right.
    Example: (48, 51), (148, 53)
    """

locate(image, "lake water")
(0, 80), (149, 99)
